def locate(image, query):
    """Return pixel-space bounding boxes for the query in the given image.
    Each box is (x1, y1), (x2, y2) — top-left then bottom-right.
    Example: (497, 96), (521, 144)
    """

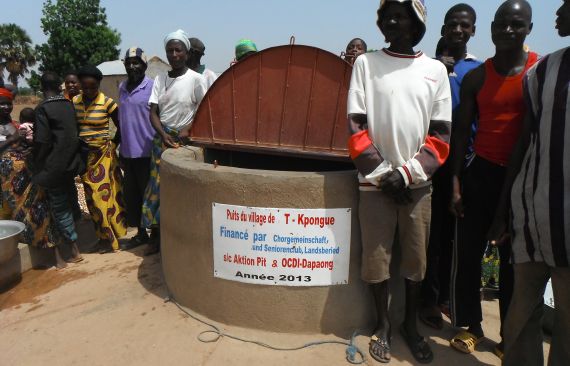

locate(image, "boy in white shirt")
(348, 0), (451, 363)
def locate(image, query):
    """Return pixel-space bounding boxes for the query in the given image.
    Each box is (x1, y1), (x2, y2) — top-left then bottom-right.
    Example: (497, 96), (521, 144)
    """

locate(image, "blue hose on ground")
(157, 237), (366, 364)
(165, 296), (366, 364)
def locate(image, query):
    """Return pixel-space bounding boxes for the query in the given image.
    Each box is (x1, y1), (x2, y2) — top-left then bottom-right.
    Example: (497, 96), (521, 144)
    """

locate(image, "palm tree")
(0, 23), (36, 88)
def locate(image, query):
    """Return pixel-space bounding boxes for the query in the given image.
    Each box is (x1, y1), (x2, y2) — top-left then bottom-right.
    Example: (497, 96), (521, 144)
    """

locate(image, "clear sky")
(1, 0), (567, 76)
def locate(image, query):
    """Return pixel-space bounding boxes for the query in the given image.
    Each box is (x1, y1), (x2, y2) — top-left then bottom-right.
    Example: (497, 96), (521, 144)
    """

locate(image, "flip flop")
(66, 256), (84, 264)
(369, 334), (391, 363)
(98, 244), (116, 254)
(120, 234), (147, 250)
(450, 331), (483, 354)
(400, 324), (433, 364)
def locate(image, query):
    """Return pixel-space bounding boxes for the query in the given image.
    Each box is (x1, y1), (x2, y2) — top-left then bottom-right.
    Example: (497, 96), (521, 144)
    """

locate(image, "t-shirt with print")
(348, 49), (452, 188)
(148, 68), (207, 131)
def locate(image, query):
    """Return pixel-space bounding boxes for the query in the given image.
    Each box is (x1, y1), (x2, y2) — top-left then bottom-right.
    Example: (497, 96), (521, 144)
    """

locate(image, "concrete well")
(160, 147), (375, 335)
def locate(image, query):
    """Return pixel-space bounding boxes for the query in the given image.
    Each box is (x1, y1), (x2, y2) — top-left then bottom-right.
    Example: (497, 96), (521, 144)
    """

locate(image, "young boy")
(187, 38), (218, 89)
(34, 72), (84, 266)
(421, 3), (480, 330)
(348, 0), (451, 363)
(345, 38), (368, 65)
(489, 1), (570, 364)
(449, 0), (537, 358)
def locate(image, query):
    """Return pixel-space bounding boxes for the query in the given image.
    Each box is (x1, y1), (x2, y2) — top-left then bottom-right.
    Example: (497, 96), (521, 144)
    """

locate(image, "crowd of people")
(348, 0), (569, 365)
(0, 29), (214, 262)
(0, 0), (568, 365)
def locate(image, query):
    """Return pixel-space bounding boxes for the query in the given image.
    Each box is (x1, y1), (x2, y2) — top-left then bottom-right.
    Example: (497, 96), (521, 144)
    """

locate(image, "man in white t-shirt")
(347, 0), (451, 363)
(142, 29), (207, 256)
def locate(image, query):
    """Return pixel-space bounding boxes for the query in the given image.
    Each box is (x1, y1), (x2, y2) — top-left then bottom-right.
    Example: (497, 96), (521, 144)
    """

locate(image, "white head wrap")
(164, 29), (191, 50)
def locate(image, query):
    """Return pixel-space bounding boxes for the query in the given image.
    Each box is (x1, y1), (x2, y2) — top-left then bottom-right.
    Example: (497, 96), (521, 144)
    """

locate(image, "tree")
(27, 70), (41, 94)
(36, 0), (121, 76)
(0, 23), (37, 87)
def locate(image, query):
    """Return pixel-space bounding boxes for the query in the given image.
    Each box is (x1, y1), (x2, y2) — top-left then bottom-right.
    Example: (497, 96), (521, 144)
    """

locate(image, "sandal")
(97, 241), (115, 254)
(400, 324), (433, 364)
(120, 233), (148, 250)
(450, 331), (483, 354)
(369, 334), (391, 363)
(66, 256), (84, 264)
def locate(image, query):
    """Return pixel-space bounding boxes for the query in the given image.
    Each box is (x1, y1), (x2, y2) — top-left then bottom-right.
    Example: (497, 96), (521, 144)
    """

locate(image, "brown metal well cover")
(190, 44), (352, 161)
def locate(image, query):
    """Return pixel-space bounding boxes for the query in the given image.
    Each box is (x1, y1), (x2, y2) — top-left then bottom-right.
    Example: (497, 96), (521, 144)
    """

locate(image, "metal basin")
(0, 220), (25, 264)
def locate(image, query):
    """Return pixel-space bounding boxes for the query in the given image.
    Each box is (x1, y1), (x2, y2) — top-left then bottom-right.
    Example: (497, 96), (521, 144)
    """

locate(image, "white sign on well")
(212, 203), (351, 286)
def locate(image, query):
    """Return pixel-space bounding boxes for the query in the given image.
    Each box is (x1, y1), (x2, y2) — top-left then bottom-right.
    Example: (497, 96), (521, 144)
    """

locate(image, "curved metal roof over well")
(190, 43), (352, 161)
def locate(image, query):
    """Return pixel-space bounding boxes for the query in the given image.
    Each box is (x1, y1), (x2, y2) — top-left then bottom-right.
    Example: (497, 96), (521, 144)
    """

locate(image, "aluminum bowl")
(0, 220), (25, 264)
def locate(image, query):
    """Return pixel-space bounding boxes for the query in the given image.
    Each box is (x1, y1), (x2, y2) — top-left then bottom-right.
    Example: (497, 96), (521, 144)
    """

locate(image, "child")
(18, 107), (35, 142)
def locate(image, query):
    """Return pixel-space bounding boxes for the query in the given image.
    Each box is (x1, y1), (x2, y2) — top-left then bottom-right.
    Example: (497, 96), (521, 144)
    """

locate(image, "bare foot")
(54, 247), (68, 269)
(68, 242), (84, 262)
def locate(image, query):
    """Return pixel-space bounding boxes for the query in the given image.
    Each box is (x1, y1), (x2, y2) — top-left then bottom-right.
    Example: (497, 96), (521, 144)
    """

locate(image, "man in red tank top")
(448, 0), (538, 358)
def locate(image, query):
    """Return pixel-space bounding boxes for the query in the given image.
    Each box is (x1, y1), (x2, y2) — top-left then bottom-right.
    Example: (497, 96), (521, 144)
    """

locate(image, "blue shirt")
(449, 56), (482, 155)
(118, 76), (155, 158)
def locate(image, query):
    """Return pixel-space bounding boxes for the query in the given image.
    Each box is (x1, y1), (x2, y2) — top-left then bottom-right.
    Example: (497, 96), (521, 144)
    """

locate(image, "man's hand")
(392, 188), (413, 205)
(438, 56), (455, 74)
(449, 176), (464, 218)
(487, 217), (509, 246)
(161, 132), (179, 148)
(378, 170), (405, 195)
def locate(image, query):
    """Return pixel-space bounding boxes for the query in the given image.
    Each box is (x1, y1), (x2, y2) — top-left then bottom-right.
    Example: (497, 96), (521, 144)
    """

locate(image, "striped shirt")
(511, 47), (570, 267)
(73, 92), (118, 141)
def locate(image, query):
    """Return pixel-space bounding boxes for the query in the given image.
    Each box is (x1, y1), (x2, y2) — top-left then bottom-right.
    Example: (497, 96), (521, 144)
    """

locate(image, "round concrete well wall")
(160, 147), (374, 335)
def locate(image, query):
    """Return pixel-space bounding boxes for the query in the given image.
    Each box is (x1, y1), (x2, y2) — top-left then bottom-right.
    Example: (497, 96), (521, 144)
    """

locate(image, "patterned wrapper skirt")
(0, 149), (60, 248)
(82, 139), (127, 250)
(141, 128), (179, 229)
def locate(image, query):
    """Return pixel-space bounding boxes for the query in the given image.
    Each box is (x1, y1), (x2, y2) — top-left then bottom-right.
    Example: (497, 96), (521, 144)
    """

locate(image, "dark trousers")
(504, 263), (570, 366)
(422, 161), (454, 307)
(122, 157), (151, 228)
(47, 177), (78, 243)
(450, 157), (514, 338)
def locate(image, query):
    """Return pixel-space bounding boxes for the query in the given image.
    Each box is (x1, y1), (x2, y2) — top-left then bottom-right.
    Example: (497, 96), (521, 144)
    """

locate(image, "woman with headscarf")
(0, 87), (69, 267)
(141, 29), (207, 255)
(73, 65), (127, 253)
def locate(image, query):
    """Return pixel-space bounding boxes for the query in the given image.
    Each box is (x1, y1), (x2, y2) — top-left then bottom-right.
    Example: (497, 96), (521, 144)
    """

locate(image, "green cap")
(235, 39), (258, 61)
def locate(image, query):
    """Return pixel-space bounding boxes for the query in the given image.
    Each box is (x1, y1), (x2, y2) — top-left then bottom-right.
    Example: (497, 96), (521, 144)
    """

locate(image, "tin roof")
(189, 44), (352, 161)
(97, 60), (125, 76)
(97, 56), (171, 78)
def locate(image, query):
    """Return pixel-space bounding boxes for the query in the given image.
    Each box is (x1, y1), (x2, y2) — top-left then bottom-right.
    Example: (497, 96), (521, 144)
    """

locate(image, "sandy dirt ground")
(0, 221), (552, 366)
(0, 100), (552, 365)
